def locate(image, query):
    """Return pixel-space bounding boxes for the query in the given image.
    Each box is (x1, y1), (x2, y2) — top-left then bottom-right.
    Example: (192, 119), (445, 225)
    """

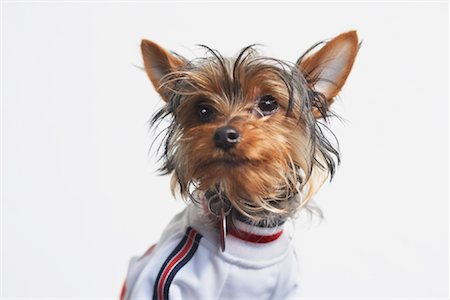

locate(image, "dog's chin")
(196, 157), (255, 189)
(194, 159), (290, 205)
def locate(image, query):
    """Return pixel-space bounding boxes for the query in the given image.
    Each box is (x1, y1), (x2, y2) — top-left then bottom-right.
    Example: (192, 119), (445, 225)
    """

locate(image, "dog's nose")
(213, 126), (240, 150)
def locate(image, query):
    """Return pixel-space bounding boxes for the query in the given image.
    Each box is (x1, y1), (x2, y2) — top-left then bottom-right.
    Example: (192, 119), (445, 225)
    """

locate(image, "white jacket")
(121, 202), (301, 300)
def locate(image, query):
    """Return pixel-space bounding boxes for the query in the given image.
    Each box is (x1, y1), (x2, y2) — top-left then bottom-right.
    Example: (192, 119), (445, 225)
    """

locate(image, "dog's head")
(142, 31), (358, 222)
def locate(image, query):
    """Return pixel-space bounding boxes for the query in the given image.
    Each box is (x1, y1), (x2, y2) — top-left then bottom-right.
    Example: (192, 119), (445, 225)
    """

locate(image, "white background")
(1, 1), (448, 299)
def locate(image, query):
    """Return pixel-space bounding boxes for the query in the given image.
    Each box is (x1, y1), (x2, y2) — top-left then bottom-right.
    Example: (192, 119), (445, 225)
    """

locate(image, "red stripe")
(157, 230), (197, 299)
(229, 227), (283, 243)
(119, 279), (126, 300)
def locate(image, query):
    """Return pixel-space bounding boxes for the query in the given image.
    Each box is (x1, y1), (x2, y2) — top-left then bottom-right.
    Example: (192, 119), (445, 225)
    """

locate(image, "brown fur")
(142, 31), (359, 223)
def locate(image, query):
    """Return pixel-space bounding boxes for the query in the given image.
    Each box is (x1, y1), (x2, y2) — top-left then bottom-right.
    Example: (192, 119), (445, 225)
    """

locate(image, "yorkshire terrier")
(121, 31), (359, 300)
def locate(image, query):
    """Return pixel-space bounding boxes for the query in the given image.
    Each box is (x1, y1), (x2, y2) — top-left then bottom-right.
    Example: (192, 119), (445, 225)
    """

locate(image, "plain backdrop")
(2, 1), (449, 299)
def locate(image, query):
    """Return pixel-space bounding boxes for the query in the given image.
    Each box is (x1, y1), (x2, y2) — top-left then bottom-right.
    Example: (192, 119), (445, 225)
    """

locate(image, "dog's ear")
(298, 31), (358, 118)
(141, 39), (185, 102)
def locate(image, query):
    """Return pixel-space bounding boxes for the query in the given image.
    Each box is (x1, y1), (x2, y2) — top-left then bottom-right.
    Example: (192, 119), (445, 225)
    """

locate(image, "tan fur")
(141, 32), (358, 222)
(300, 31), (359, 118)
(141, 39), (185, 101)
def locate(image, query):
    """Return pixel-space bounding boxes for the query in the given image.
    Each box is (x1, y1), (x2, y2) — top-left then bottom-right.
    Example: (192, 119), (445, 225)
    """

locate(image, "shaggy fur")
(142, 31), (359, 224)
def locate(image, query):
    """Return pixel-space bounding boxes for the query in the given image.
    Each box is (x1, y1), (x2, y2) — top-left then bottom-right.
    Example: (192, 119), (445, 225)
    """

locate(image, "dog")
(121, 31), (359, 300)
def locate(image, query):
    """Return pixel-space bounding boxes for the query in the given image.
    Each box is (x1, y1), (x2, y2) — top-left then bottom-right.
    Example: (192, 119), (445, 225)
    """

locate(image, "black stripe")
(152, 227), (193, 300)
(162, 232), (202, 299)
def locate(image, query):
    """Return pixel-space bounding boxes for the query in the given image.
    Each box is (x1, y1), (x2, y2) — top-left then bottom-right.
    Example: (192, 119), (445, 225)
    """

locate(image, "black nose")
(213, 126), (240, 150)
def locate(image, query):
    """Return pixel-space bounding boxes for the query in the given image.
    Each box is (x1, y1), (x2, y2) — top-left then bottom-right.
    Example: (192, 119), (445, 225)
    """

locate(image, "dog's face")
(142, 31), (358, 220)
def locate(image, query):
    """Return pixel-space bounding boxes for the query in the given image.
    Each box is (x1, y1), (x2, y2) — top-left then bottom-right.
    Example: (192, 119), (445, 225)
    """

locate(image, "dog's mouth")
(205, 157), (253, 168)
(218, 158), (250, 167)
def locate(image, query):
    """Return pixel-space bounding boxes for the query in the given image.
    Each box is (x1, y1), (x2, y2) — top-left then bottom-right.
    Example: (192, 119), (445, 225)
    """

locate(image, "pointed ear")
(299, 31), (359, 118)
(141, 39), (185, 102)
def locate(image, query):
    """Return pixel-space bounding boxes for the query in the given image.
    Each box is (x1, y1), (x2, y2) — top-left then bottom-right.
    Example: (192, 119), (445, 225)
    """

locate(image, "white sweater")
(121, 202), (301, 300)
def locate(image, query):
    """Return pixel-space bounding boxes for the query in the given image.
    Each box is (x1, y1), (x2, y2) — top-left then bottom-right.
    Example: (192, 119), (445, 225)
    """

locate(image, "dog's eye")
(257, 95), (279, 115)
(198, 104), (215, 122)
